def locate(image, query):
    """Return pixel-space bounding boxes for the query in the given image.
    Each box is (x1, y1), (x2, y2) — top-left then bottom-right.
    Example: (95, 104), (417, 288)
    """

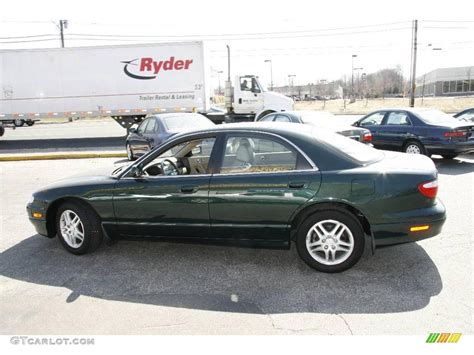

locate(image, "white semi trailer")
(0, 41), (293, 131)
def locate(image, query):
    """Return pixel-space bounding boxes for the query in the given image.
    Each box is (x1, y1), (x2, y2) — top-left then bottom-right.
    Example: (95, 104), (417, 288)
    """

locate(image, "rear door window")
(385, 112), (411, 125)
(219, 135), (308, 174)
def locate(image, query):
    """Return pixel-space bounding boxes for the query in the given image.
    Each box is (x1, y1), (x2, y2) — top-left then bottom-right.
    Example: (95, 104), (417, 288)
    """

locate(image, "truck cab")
(232, 75), (293, 119)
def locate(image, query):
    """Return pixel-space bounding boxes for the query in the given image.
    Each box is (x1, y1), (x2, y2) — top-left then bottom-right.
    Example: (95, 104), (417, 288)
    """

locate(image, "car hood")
(35, 165), (121, 194)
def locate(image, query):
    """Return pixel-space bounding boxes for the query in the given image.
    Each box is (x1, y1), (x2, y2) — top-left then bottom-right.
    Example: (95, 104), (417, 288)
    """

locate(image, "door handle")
(238, 98), (242, 104)
(181, 185), (199, 193)
(288, 182), (306, 189)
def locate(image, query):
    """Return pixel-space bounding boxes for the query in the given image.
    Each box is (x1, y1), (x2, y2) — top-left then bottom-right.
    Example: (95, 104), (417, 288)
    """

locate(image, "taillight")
(443, 130), (467, 138)
(418, 179), (438, 199)
(362, 132), (372, 142)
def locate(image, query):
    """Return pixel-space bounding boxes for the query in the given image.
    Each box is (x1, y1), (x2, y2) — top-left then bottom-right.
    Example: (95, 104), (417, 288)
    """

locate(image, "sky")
(1, 0), (473, 90)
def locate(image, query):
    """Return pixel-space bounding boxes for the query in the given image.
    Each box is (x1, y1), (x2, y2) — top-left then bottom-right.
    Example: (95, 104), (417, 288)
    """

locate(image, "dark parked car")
(27, 123), (446, 273)
(125, 113), (214, 160)
(454, 108), (474, 123)
(257, 111), (373, 144)
(353, 108), (474, 159)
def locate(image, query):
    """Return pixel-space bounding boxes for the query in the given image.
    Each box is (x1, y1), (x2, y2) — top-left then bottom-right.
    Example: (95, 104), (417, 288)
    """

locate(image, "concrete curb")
(0, 151), (127, 162)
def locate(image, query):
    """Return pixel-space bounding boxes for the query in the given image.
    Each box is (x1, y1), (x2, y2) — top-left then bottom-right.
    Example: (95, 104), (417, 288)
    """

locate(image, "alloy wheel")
(405, 144), (421, 154)
(305, 219), (354, 265)
(59, 210), (85, 248)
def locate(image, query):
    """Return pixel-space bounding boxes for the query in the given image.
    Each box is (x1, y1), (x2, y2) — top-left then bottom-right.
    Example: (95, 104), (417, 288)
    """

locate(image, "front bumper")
(371, 198), (446, 246)
(26, 203), (50, 237)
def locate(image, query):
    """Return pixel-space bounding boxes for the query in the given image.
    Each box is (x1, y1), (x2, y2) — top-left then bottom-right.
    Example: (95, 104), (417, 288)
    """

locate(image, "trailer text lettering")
(139, 57), (193, 74)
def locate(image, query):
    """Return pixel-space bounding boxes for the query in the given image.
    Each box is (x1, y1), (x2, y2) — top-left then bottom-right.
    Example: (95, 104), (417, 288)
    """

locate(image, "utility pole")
(409, 19), (418, 107)
(59, 19), (68, 48)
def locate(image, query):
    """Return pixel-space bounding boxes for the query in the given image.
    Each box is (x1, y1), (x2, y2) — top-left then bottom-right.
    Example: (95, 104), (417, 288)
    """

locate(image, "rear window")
(313, 127), (383, 164)
(417, 109), (461, 125)
(162, 114), (213, 132)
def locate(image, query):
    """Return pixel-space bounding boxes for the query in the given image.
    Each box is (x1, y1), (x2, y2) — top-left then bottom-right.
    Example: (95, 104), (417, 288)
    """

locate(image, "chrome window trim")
(119, 129), (319, 179)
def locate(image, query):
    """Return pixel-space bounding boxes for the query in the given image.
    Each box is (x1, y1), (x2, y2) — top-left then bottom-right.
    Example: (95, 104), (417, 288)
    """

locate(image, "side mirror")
(192, 146), (202, 155)
(129, 127), (137, 134)
(353, 121), (360, 127)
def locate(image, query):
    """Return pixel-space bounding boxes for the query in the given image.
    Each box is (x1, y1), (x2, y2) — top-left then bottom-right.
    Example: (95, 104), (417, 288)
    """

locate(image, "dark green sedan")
(27, 123), (446, 273)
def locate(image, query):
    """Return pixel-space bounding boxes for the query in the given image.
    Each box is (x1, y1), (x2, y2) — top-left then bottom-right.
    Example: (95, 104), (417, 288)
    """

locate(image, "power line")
(0, 34), (55, 40)
(0, 38), (57, 44)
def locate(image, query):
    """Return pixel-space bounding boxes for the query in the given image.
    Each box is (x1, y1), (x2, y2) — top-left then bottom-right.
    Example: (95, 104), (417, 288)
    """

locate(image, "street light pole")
(288, 75), (296, 97)
(217, 70), (223, 95)
(351, 54), (357, 97)
(354, 67), (363, 98)
(264, 59), (273, 90)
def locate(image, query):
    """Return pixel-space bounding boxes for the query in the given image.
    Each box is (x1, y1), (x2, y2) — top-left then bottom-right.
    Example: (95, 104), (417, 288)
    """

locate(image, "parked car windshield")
(416, 109), (461, 125)
(162, 114), (213, 132)
(313, 128), (384, 164)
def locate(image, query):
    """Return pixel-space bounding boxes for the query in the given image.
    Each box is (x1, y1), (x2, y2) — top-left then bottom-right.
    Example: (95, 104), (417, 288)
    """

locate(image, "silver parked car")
(256, 111), (373, 144)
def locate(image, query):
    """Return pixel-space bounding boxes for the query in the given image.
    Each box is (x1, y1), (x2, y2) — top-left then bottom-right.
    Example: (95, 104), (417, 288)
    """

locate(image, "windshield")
(313, 127), (383, 164)
(417, 109), (461, 124)
(162, 114), (213, 132)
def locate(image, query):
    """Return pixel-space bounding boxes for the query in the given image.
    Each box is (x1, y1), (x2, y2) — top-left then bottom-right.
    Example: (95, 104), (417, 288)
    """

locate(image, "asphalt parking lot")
(0, 153), (472, 335)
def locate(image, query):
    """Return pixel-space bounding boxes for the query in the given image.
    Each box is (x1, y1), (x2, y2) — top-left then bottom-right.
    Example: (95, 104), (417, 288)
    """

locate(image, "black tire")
(126, 143), (135, 161)
(296, 209), (365, 273)
(55, 201), (103, 255)
(403, 140), (427, 156)
(14, 119), (25, 127)
(442, 154), (458, 160)
(0, 126), (4, 137)
(26, 121), (35, 126)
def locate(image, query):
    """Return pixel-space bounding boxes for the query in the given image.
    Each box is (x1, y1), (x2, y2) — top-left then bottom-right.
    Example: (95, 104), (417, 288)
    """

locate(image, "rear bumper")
(426, 140), (474, 155)
(372, 199), (446, 246)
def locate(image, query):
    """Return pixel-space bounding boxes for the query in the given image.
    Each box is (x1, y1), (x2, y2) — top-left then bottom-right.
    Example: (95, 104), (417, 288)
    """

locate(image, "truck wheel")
(296, 210), (365, 273)
(26, 121), (35, 126)
(56, 201), (103, 255)
(14, 119), (25, 127)
(0, 126), (5, 137)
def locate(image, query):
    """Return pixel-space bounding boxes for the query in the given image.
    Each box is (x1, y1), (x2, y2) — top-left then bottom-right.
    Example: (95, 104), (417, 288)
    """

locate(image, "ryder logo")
(121, 56), (194, 80)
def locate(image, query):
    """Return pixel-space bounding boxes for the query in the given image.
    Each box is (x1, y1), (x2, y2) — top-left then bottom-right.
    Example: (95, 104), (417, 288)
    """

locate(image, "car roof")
(149, 113), (206, 119)
(366, 107), (445, 114)
(171, 122), (339, 143)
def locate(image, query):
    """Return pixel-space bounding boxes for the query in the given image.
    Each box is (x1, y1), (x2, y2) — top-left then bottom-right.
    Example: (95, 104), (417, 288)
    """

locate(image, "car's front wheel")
(126, 143), (135, 161)
(26, 121), (35, 126)
(296, 210), (365, 273)
(56, 201), (103, 255)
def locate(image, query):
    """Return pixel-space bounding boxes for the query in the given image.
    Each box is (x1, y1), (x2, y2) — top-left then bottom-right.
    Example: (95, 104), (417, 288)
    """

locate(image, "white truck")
(0, 41), (293, 131)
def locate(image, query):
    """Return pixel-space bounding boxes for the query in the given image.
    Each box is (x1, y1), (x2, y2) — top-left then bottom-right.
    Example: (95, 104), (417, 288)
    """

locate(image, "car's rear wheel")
(56, 201), (103, 255)
(14, 119), (24, 127)
(126, 143), (135, 161)
(403, 140), (426, 155)
(442, 154), (458, 160)
(296, 210), (365, 273)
